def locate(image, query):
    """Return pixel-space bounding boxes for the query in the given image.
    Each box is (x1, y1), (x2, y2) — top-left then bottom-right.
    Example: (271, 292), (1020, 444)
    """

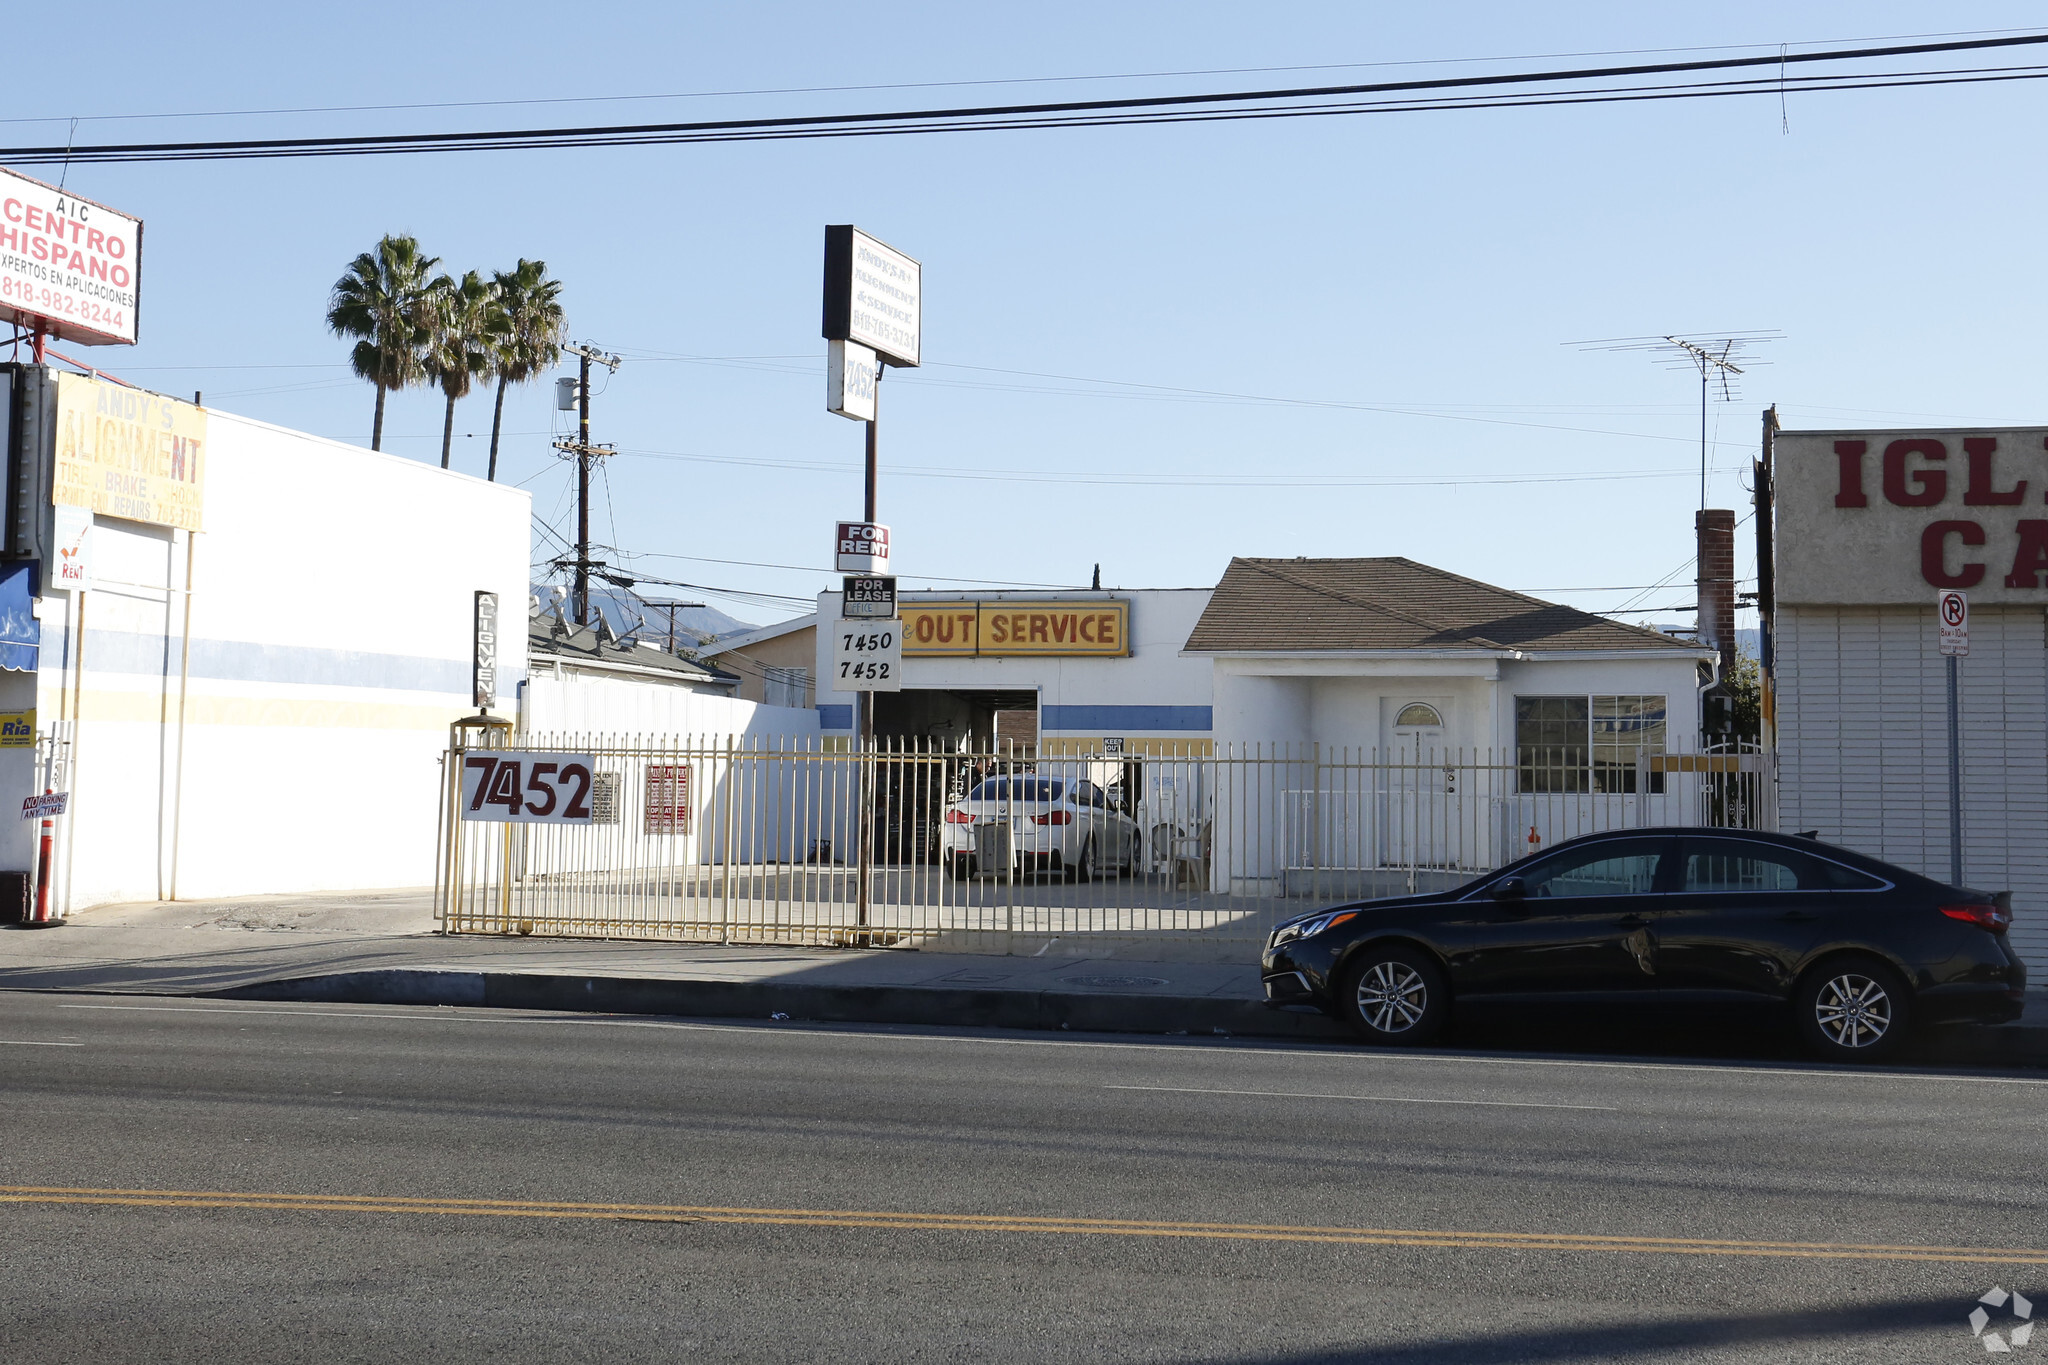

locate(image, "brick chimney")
(1696, 508), (1737, 678)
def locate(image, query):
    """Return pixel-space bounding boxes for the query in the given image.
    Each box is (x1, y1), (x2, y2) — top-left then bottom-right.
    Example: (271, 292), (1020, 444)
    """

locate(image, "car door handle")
(1779, 910), (1818, 923)
(1615, 914), (1648, 928)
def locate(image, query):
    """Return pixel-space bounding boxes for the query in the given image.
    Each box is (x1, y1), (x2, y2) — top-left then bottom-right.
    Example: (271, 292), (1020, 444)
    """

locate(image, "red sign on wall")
(645, 764), (691, 835)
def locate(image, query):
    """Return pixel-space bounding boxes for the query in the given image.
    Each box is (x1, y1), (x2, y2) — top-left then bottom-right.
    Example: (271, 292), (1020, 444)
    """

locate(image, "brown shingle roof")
(1183, 557), (1693, 654)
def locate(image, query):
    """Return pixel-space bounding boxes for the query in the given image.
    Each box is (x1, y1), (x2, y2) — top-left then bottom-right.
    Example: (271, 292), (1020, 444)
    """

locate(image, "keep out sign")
(460, 752), (598, 824)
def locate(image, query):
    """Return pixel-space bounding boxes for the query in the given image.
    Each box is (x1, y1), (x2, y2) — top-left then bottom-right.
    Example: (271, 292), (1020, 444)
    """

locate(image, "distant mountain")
(528, 585), (753, 647)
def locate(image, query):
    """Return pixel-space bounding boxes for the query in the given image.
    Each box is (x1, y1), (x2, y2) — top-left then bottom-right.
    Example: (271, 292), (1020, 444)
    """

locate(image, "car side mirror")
(1492, 877), (1528, 903)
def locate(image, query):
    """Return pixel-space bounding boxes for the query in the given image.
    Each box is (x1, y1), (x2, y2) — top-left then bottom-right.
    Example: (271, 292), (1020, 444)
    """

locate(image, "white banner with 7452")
(459, 752), (598, 823)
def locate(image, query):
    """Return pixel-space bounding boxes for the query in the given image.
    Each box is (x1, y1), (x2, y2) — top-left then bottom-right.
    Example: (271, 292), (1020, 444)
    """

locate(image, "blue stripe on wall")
(61, 627), (514, 697)
(1041, 705), (1211, 733)
(817, 704), (854, 730)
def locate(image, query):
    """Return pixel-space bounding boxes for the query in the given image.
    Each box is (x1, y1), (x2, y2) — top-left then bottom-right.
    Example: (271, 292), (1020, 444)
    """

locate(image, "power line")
(5, 34), (2044, 164)
(8, 27), (2032, 128)
(608, 443), (1741, 489)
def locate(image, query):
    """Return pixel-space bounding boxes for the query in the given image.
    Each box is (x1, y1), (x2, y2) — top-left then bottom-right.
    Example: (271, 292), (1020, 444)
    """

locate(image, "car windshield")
(966, 778), (1064, 803)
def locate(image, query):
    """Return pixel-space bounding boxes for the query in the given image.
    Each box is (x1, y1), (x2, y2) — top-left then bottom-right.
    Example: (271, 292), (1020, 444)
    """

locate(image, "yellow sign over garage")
(900, 600), (1129, 657)
(53, 370), (206, 531)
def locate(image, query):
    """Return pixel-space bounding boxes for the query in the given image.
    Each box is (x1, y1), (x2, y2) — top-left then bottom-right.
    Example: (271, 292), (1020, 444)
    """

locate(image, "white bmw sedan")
(940, 773), (1140, 882)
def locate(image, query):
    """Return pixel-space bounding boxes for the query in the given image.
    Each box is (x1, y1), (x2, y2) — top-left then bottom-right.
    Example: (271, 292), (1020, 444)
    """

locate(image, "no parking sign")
(1938, 590), (1969, 657)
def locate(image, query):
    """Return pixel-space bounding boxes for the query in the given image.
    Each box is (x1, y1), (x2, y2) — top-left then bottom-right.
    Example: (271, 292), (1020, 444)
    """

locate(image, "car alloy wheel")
(1357, 961), (1428, 1034)
(1813, 972), (1893, 1050)
(1338, 947), (1448, 1046)
(1796, 954), (1911, 1062)
(1067, 838), (1095, 884)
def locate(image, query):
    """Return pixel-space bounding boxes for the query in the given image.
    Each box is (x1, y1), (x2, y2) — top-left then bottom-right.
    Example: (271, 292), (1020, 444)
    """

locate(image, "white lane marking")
(0, 1040), (83, 1046)
(47, 1002), (2048, 1088)
(1107, 1084), (1617, 1111)
(59, 1004), (474, 1022)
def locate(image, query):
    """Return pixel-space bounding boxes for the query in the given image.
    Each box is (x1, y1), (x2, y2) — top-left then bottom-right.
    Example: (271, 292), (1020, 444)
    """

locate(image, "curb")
(201, 968), (2043, 1063)
(210, 968), (1354, 1041)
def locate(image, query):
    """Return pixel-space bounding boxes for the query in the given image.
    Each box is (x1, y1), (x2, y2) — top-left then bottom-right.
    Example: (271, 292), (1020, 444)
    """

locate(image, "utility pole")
(553, 341), (620, 626)
(639, 599), (708, 654)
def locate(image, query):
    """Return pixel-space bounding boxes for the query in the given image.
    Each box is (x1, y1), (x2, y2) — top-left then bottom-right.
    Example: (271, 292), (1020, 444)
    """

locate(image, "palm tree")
(485, 259), (568, 481)
(326, 236), (440, 451)
(422, 269), (499, 470)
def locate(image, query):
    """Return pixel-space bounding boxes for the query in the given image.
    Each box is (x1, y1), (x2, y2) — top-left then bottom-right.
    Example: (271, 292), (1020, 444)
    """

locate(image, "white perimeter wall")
(1777, 604), (2048, 975)
(522, 668), (820, 742)
(22, 407), (531, 909)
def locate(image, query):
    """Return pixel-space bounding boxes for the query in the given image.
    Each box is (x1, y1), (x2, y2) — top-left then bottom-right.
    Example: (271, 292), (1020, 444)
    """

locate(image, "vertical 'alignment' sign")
(474, 590), (499, 709)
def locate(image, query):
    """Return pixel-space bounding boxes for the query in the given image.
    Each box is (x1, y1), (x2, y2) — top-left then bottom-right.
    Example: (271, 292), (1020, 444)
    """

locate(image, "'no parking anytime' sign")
(459, 752), (598, 823)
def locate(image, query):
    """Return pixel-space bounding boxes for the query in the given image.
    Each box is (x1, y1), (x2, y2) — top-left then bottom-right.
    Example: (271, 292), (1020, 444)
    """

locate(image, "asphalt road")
(0, 991), (2043, 1363)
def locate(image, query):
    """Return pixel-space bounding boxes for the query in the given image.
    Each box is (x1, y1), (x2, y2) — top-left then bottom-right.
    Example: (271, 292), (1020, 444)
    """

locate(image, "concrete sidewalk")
(2, 888), (2041, 1061)
(0, 889), (1344, 1040)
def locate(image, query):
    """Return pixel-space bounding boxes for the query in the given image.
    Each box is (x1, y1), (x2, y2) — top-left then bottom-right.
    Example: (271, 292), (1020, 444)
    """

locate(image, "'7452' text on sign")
(459, 752), (599, 824)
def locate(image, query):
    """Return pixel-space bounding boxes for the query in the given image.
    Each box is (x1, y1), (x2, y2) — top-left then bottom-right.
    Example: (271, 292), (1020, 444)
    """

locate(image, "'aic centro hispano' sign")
(1775, 429), (2048, 605)
(0, 166), (141, 346)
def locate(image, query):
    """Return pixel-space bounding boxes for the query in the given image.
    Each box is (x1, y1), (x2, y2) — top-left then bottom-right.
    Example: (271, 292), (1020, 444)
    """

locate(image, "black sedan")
(1261, 827), (2025, 1062)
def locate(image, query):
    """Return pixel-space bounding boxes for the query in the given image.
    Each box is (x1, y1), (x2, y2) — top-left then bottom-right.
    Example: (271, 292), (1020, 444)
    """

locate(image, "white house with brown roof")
(1185, 556), (1711, 762)
(1183, 558), (1716, 889)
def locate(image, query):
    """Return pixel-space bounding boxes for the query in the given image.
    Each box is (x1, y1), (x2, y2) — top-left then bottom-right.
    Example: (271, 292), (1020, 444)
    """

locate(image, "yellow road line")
(3, 1185), (2041, 1266)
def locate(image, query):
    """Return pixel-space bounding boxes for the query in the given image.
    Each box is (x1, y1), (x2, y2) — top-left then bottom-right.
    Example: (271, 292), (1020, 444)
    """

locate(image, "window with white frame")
(762, 666), (812, 709)
(1515, 695), (1667, 794)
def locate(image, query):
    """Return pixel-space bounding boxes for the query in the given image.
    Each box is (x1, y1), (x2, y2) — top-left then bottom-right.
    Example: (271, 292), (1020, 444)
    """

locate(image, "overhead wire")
(4, 34), (2044, 164)
(7, 26), (2036, 128)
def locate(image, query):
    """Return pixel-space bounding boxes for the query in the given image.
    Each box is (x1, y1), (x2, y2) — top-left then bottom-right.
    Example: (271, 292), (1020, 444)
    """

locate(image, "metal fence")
(437, 733), (1774, 958)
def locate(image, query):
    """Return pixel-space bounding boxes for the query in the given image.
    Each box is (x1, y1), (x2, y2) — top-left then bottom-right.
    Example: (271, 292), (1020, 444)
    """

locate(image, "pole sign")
(0, 166), (142, 346)
(827, 339), (877, 422)
(832, 620), (902, 691)
(834, 521), (890, 573)
(472, 590), (499, 709)
(822, 225), (919, 368)
(842, 574), (897, 619)
(459, 752), (600, 824)
(1938, 589), (1969, 657)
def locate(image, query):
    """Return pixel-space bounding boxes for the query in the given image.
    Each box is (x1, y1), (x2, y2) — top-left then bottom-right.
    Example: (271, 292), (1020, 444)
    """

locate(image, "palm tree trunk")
(488, 376), (508, 482)
(371, 383), (387, 452)
(441, 393), (456, 469)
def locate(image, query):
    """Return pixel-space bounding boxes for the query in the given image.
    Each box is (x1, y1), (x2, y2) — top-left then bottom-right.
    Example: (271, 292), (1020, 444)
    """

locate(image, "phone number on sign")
(0, 276), (125, 330)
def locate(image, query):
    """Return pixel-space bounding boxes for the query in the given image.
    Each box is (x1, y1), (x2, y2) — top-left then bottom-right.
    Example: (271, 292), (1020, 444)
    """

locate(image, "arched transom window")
(1394, 703), (1445, 728)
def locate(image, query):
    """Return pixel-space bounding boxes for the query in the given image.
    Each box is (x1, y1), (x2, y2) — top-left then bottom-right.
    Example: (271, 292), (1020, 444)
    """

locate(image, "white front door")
(1381, 699), (1452, 869)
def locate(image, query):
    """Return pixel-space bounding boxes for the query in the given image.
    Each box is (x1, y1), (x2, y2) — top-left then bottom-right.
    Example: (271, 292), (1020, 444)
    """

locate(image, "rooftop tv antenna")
(1569, 331), (1780, 509)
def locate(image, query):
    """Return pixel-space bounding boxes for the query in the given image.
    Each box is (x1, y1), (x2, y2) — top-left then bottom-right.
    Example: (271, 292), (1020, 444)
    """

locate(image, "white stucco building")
(1, 363), (530, 914)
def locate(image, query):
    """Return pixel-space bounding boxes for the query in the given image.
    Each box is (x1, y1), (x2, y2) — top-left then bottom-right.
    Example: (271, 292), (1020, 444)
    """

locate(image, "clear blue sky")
(7, 3), (2044, 630)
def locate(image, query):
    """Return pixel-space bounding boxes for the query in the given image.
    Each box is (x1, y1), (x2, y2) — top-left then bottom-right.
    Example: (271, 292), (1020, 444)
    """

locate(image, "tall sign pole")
(1937, 589), (1968, 884)
(824, 226), (920, 936)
